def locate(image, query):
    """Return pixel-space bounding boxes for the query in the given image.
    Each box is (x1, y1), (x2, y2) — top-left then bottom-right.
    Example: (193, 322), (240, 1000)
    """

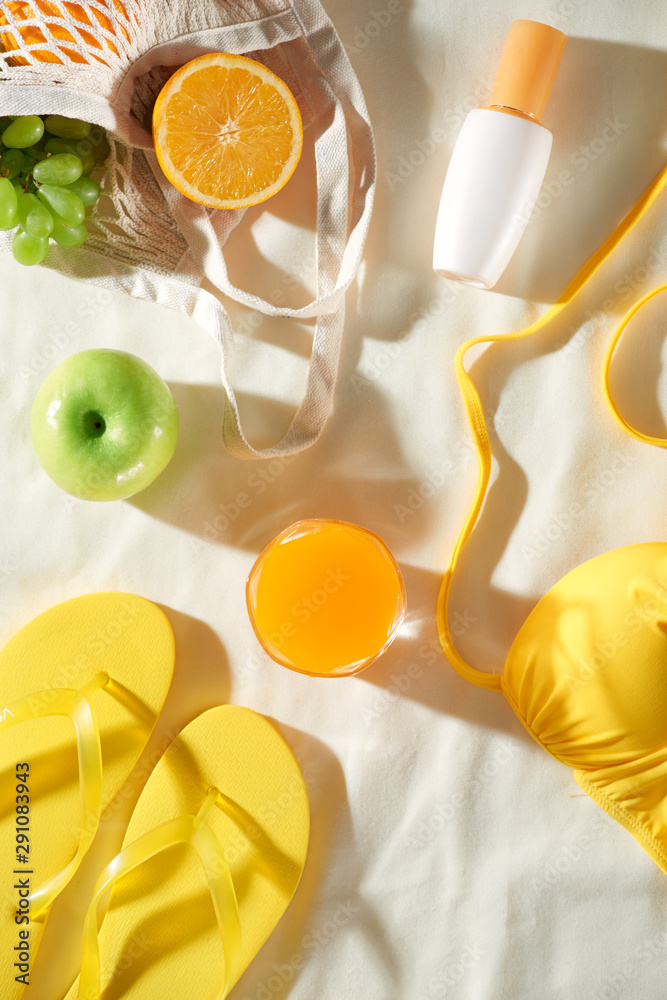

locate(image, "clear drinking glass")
(246, 519), (406, 678)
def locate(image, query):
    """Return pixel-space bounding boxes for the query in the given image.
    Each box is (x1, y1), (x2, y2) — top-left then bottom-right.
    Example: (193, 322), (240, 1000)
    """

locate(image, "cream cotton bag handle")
(0, 0), (376, 459)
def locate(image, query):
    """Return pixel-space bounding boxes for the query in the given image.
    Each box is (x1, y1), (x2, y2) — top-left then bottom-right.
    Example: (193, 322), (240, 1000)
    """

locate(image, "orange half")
(152, 52), (303, 210)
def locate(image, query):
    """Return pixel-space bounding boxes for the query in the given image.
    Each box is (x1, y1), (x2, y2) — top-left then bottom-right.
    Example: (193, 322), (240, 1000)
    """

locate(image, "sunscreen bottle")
(433, 20), (566, 289)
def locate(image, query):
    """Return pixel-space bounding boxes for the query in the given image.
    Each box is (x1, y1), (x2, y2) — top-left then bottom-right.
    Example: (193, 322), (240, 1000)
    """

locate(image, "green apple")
(31, 349), (179, 501)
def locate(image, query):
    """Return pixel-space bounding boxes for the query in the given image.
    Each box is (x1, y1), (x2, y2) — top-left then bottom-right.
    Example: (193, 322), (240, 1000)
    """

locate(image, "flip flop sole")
(64, 705), (310, 1000)
(0, 593), (175, 1000)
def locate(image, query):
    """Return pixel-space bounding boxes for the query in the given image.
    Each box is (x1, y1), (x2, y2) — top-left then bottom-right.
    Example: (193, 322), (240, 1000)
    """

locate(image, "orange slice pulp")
(152, 52), (303, 210)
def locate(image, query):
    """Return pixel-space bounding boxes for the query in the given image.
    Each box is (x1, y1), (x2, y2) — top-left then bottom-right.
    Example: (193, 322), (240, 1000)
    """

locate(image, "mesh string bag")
(0, 0), (376, 458)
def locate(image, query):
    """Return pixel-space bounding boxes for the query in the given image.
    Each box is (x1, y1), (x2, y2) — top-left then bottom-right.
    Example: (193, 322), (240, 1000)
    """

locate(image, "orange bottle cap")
(488, 19), (567, 121)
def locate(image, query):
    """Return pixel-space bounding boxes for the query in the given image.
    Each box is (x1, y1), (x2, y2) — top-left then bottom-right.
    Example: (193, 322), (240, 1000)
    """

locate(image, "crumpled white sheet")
(1, 0), (666, 997)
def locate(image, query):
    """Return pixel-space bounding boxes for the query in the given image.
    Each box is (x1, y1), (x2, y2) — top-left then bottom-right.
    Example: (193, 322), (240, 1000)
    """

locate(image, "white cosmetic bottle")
(433, 20), (567, 289)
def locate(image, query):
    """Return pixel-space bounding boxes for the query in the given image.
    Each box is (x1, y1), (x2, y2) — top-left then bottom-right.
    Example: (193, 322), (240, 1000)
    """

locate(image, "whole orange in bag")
(0, 0), (129, 65)
(152, 52), (303, 210)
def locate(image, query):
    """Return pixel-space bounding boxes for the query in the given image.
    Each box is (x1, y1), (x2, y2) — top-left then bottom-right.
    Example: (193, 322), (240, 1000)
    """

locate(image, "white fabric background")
(2, 1), (667, 998)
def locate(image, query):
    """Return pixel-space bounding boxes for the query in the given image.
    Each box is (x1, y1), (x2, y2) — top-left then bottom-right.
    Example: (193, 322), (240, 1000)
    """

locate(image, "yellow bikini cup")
(438, 163), (667, 873)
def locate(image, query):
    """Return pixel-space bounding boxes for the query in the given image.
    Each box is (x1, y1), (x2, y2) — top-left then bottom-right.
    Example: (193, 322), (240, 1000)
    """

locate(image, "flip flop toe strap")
(1, 686), (104, 918)
(79, 811), (242, 1000)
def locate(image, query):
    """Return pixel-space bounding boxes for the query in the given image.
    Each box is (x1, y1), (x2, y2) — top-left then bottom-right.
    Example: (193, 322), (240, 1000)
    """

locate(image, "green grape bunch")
(0, 114), (109, 266)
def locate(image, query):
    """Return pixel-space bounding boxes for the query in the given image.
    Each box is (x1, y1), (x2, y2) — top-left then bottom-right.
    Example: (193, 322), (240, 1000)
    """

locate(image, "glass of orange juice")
(246, 519), (406, 677)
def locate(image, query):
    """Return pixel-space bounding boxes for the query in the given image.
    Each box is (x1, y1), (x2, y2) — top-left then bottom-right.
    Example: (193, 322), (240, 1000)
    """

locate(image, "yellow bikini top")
(438, 163), (667, 873)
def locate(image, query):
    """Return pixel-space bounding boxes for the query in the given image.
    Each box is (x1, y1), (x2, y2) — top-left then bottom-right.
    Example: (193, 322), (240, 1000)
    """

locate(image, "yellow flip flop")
(0, 593), (175, 1000)
(64, 705), (310, 1000)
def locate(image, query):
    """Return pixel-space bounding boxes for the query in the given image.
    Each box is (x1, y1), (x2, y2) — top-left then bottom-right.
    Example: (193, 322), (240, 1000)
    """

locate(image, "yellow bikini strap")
(437, 162), (667, 691)
(602, 282), (667, 448)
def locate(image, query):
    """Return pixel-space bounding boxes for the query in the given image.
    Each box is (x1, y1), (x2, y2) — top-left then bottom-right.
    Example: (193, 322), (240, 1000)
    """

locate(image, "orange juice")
(246, 520), (406, 676)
